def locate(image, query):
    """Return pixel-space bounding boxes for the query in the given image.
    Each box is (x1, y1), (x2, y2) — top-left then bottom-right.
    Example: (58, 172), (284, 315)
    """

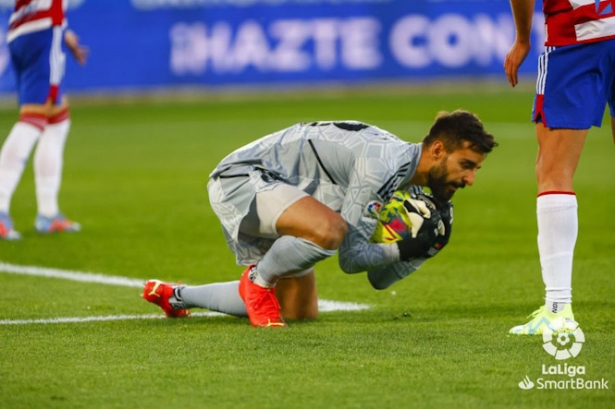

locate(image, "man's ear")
(430, 140), (446, 160)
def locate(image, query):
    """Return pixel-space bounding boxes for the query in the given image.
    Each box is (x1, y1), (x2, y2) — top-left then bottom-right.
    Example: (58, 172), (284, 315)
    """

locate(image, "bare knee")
(276, 196), (348, 249)
(535, 126), (586, 192)
(20, 97), (69, 119)
(310, 213), (347, 250)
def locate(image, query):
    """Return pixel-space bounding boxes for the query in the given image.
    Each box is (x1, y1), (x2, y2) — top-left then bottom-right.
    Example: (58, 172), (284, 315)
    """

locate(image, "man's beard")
(427, 161), (464, 203)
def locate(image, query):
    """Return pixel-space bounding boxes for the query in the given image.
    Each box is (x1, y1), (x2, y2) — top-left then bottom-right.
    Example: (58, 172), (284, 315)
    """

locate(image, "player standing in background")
(0, 0), (88, 240)
(143, 112), (498, 327)
(504, 0), (615, 334)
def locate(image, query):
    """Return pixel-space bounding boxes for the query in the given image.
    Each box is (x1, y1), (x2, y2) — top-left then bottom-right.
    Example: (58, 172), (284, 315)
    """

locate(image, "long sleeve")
(337, 161), (427, 288)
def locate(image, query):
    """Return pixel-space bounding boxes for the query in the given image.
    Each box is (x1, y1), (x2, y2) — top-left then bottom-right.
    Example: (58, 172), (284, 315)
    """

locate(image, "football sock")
(547, 302), (568, 315)
(254, 236), (336, 286)
(167, 286), (187, 310)
(34, 113), (70, 217)
(178, 281), (247, 316)
(537, 192), (577, 311)
(0, 117), (45, 212)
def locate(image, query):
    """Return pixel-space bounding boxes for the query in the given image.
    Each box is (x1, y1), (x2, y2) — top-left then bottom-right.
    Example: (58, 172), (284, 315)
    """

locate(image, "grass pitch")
(0, 85), (614, 408)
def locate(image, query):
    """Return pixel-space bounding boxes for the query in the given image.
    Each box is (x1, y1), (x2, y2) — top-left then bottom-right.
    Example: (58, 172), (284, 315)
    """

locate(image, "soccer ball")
(371, 190), (426, 243)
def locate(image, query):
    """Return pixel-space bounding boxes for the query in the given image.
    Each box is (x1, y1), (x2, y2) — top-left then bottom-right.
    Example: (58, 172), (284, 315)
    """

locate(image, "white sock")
(537, 193), (577, 312)
(0, 121), (43, 212)
(34, 118), (70, 217)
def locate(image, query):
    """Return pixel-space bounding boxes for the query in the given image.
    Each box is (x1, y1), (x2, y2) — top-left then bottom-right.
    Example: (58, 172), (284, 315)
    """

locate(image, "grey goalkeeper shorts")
(208, 166), (308, 266)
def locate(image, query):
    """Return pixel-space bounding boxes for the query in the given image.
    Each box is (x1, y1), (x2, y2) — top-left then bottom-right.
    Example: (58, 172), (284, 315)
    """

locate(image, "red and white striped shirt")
(544, 0), (615, 45)
(7, 0), (66, 43)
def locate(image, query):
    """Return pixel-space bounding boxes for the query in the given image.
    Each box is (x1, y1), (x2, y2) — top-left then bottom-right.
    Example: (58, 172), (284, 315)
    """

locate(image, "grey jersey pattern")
(210, 121), (426, 281)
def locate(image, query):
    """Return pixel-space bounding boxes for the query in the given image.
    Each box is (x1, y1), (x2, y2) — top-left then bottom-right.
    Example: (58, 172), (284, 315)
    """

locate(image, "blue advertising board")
(0, 0), (545, 95)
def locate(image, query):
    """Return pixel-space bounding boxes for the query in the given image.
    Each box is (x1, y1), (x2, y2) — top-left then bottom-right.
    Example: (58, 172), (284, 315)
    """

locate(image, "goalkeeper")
(143, 111), (497, 327)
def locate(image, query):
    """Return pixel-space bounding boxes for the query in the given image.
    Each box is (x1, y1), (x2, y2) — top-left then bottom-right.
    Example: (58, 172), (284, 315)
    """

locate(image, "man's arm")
(336, 165), (424, 279)
(367, 258), (426, 290)
(339, 219), (426, 289)
(504, 0), (535, 87)
(338, 223), (402, 273)
(336, 162), (405, 274)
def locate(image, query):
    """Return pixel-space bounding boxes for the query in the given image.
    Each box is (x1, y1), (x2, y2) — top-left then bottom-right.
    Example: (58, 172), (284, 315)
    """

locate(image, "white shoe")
(510, 304), (577, 335)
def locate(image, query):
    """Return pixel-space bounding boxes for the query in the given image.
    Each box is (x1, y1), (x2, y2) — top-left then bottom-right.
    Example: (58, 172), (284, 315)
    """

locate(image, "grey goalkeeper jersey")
(210, 121), (427, 282)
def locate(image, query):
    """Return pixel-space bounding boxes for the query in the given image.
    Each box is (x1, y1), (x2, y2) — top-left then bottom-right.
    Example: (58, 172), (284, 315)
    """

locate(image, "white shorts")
(208, 168), (308, 265)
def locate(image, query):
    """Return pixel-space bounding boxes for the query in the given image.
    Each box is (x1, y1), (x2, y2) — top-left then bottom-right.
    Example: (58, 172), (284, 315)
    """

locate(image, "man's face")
(427, 142), (487, 202)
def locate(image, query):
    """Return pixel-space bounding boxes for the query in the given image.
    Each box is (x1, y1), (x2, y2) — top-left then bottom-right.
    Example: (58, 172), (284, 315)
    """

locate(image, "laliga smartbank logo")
(542, 322), (585, 360)
(518, 324), (609, 391)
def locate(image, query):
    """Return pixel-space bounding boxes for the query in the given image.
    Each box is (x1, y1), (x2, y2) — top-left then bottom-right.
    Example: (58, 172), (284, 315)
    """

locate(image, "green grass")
(0, 85), (614, 408)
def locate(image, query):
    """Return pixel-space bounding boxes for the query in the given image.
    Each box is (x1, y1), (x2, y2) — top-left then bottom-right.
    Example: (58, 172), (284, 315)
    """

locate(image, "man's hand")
(395, 195), (442, 261)
(504, 39), (531, 87)
(396, 194), (454, 261)
(64, 29), (89, 66)
(424, 200), (453, 258)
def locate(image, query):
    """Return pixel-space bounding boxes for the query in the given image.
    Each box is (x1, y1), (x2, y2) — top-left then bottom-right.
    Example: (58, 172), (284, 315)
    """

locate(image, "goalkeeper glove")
(423, 200), (453, 258)
(395, 194), (442, 261)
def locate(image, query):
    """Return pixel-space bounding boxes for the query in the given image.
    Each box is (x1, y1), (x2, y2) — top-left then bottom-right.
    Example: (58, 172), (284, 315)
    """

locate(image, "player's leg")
(143, 175), (254, 318)
(33, 98), (80, 233)
(32, 27), (80, 234)
(0, 30), (57, 239)
(0, 111), (46, 239)
(143, 178), (331, 323)
(239, 186), (345, 327)
(536, 126), (586, 308)
(509, 43), (605, 335)
(252, 194), (345, 285)
(170, 268), (317, 320)
(276, 269), (318, 320)
(510, 125), (587, 335)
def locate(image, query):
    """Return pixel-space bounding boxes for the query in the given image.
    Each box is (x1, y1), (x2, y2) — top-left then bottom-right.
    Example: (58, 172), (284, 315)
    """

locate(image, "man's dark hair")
(422, 110), (498, 154)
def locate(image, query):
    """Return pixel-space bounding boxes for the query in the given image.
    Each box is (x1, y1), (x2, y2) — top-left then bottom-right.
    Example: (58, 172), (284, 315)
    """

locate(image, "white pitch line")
(0, 312), (225, 326)
(0, 262), (370, 325)
(0, 262), (144, 288)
